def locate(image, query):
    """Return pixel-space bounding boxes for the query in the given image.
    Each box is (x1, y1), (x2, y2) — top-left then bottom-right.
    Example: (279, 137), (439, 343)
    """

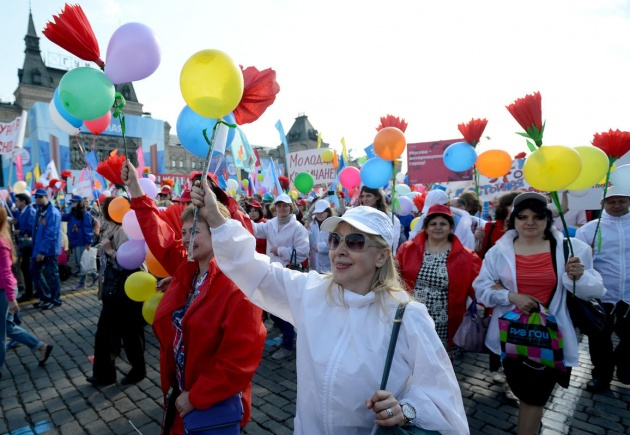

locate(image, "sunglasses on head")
(327, 232), (370, 251)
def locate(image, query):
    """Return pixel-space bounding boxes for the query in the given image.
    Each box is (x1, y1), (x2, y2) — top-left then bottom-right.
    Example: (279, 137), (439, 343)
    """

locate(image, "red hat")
(425, 204), (453, 219)
(296, 199), (306, 206)
(160, 186), (172, 195)
(189, 171), (229, 206)
(248, 200), (263, 210)
(172, 188), (191, 204)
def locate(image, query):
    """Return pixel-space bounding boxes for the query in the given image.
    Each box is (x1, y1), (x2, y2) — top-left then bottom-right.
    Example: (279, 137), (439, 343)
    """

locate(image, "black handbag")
(289, 248), (309, 272)
(562, 239), (605, 336)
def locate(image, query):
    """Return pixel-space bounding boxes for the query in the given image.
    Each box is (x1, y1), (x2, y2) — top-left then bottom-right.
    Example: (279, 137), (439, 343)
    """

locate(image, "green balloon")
(59, 67), (115, 121)
(294, 172), (314, 194)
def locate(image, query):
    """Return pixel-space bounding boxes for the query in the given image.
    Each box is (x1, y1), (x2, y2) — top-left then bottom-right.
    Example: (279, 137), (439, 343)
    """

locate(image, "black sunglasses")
(327, 232), (369, 252)
(35, 195), (45, 198)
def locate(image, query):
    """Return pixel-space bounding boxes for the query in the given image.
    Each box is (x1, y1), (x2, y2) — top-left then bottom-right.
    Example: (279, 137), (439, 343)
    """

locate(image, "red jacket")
(476, 219), (507, 259)
(253, 217), (267, 255)
(396, 232), (481, 347)
(131, 196), (265, 434)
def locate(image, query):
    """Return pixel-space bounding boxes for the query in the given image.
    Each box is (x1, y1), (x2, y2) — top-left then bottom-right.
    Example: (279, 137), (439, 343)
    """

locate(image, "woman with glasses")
(473, 192), (604, 435)
(192, 182), (469, 434)
(397, 204), (481, 358)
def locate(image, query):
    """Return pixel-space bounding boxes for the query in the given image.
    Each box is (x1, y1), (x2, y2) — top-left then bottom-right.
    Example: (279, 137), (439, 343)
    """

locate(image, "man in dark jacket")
(14, 193), (36, 301)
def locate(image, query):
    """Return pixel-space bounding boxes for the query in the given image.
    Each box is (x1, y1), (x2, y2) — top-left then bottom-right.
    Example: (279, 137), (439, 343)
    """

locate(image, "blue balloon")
(176, 106), (236, 158)
(442, 141), (477, 172)
(54, 87), (83, 128)
(360, 157), (393, 188)
(563, 226), (577, 238)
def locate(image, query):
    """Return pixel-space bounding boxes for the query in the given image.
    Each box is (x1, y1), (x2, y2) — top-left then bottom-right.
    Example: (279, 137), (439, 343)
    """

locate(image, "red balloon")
(373, 127), (406, 161)
(84, 111), (111, 135)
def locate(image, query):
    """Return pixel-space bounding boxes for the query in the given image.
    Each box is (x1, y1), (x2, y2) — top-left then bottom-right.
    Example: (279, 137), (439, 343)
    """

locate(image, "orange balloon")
(146, 249), (169, 278)
(373, 127), (406, 161)
(108, 196), (130, 223)
(476, 149), (513, 178)
(94, 180), (102, 190)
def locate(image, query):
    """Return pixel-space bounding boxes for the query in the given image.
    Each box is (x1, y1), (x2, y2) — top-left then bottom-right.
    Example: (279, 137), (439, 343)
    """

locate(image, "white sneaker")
(491, 371), (506, 384)
(271, 348), (292, 360)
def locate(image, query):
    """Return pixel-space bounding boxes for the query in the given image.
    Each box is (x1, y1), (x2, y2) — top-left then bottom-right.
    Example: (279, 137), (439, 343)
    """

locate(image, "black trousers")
(92, 297), (147, 380)
(588, 301), (630, 382)
(17, 247), (34, 297)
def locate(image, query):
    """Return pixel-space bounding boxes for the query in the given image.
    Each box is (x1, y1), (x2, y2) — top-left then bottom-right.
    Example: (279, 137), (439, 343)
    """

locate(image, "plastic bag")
(80, 248), (97, 275)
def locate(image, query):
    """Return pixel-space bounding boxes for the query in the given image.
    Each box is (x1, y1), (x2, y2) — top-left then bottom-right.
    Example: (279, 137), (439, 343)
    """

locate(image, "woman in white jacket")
(193, 181), (469, 434)
(308, 199), (333, 273)
(473, 192), (604, 435)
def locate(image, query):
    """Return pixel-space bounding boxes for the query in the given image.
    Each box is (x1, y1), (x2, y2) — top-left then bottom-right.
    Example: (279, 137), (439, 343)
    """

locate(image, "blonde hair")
(180, 202), (230, 225)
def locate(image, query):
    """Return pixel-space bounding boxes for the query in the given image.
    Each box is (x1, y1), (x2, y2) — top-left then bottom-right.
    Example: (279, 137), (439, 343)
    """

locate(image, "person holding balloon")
(86, 196), (147, 386)
(359, 186), (405, 252)
(62, 196), (97, 290)
(121, 161), (266, 434)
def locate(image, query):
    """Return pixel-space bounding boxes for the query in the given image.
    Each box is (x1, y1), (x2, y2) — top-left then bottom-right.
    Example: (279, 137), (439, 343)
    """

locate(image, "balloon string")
(187, 122), (220, 262)
(75, 135), (105, 230)
(390, 162), (397, 250)
(112, 92), (128, 159)
(591, 159), (615, 252)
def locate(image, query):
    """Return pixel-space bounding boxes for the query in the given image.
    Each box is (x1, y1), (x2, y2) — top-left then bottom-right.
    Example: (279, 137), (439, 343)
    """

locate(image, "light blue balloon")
(54, 87), (83, 128)
(360, 157), (393, 188)
(442, 141), (477, 172)
(177, 106), (236, 158)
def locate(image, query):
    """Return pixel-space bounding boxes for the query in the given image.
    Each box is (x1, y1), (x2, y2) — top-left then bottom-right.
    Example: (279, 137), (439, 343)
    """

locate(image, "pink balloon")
(104, 23), (161, 84)
(116, 239), (146, 270)
(393, 196), (413, 216)
(139, 177), (159, 199)
(339, 166), (361, 189)
(84, 111), (111, 135)
(122, 210), (144, 240)
(148, 174), (156, 182)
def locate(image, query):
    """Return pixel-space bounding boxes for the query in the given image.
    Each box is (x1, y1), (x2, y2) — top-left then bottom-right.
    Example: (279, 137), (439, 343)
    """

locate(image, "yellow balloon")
(13, 181), (27, 194)
(180, 49), (244, 119)
(321, 149), (334, 163)
(124, 271), (157, 302)
(599, 163), (616, 184)
(523, 146), (582, 192)
(257, 174), (264, 181)
(142, 292), (164, 325)
(410, 216), (421, 231)
(564, 146), (609, 190)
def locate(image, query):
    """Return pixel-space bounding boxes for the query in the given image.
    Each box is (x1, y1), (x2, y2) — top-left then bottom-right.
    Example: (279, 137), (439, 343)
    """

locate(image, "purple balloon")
(122, 210), (144, 240)
(139, 177), (159, 199)
(104, 23), (161, 84)
(116, 239), (146, 270)
(393, 195), (413, 216)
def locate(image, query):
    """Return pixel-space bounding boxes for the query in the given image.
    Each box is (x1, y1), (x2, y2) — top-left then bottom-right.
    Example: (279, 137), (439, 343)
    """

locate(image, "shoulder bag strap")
(380, 303), (407, 391)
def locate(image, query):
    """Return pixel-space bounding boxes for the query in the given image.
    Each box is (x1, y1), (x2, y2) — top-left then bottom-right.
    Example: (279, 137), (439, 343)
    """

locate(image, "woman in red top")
(246, 200), (267, 255)
(122, 162), (266, 435)
(397, 204), (481, 357)
(476, 191), (523, 259)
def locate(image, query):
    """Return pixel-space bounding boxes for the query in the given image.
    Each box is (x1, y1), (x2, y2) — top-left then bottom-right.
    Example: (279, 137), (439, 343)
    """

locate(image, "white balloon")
(568, 189), (589, 198)
(139, 177), (159, 199)
(395, 172), (406, 183)
(48, 99), (80, 136)
(226, 178), (239, 192)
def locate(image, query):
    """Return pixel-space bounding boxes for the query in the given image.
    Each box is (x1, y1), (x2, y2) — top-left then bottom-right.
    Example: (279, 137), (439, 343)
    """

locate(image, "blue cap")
(71, 195), (83, 202)
(35, 189), (47, 197)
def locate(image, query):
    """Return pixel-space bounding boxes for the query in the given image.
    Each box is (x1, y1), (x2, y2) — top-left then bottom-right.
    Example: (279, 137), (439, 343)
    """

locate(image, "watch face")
(402, 403), (416, 420)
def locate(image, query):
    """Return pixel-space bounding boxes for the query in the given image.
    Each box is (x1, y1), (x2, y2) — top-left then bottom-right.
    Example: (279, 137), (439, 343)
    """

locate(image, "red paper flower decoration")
(233, 66), (280, 125)
(513, 151), (527, 159)
(506, 92), (544, 146)
(96, 154), (126, 186)
(42, 4), (104, 67)
(61, 170), (72, 179)
(161, 178), (174, 188)
(592, 129), (630, 162)
(376, 115), (408, 133)
(278, 176), (290, 191)
(413, 192), (426, 213)
(143, 166), (151, 174)
(457, 118), (488, 147)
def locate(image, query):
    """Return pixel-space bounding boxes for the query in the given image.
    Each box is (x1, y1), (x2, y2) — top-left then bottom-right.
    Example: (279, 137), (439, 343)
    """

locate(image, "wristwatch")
(400, 402), (416, 424)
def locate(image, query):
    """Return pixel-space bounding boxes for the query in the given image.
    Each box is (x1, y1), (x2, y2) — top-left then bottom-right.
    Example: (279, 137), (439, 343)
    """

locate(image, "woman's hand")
(191, 180), (227, 229)
(508, 293), (541, 315)
(8, 299), (19, 313)
(156, 276), (172, 292)
(366, 390), (406, 427)
(474, 226), (485, 241)
(565, 256), (585, 281)
(270, 247), (279, 256)
(175, 391), (194, 418)
(121, 160), (144, 198)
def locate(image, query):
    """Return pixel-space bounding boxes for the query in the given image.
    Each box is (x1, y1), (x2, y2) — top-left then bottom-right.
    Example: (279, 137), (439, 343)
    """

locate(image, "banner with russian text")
(0, 115), (24, 156)
(407, 139), (472, 184)
(287, 149), (336, 187)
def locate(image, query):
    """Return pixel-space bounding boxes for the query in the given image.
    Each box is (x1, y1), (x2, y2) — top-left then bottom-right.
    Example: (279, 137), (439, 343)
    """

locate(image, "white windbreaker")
(212, 219), (469, 435)
(473, 228), (605, 366)
(253, 215), (309, 266)
(308, 219), (331, 273)
(575, 211), (630, 304)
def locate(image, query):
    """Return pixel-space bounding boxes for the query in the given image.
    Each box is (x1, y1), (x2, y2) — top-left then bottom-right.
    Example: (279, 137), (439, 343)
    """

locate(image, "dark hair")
(494, 190), (523, 221)
(264, 203), (273, 219)
(360, 186), (389, 213)
(457, 191), (482, 215)
(248, 206), (263, 222)
(71, 198), (86, 220)
(15, 193), (31, 204)
(507, 198), (554, 239)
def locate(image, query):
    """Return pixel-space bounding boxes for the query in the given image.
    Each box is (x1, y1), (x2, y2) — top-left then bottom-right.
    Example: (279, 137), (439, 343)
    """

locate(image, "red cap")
(172, 189), (191, 204)
(160, 186), (172, 194)
(189, 171), (228, 206)
(296, 199), (306, 206)
(425, 204), (453, 219)
(248, 200), (263, 209)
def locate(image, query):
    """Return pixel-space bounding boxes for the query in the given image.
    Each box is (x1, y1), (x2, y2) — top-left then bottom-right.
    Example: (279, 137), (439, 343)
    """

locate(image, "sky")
(3, 0), (630, 166)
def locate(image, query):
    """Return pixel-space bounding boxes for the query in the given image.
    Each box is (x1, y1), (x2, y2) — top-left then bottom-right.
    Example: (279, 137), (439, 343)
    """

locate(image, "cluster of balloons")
(124, 271), (163, 324)
(359, 128), (407, 189)
(177, 107), (236, 158)
(442, 141), (513, 179)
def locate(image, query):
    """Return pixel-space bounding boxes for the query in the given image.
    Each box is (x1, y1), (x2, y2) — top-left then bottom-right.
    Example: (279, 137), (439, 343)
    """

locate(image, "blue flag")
(275, 120), (290, 159)
(86, 151), (106, 188)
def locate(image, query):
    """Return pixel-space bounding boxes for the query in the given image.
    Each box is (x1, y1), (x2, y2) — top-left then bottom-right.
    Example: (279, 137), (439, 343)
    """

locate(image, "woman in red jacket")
(122, 162), (266, 435)
(396, 204), (481, 358)
(246, 200), (267, 255)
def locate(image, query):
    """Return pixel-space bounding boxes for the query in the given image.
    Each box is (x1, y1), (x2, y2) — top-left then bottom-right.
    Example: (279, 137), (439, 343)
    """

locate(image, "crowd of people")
(0, 164), (628, 435)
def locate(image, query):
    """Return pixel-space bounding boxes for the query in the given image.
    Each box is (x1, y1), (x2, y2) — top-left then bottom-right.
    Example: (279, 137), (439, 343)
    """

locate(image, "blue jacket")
(32, 203), (62, 258)
(16, 205), (36, 237)
(62, 211), (94, 247)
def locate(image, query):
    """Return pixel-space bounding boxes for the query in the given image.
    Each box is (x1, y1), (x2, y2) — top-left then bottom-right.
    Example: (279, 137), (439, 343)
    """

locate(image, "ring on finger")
(386, 408), (393, 418)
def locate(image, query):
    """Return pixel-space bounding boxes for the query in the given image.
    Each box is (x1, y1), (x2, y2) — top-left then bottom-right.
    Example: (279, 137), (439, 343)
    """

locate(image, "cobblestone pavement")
(1, 273), (629, 434)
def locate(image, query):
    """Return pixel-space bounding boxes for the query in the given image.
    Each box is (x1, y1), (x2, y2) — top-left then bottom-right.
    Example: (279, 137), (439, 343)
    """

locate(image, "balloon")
(288, 190), (298, 200)
(142, 292), (164, 325)
(339, 166), (361, 190)
(148, 173), (156, 182)
(48, 99), (80, 136)
(442, 142), (477, 172)
(357, 156), (368, 167)
(53, 88), (82, 128)
(84, 111), (111, 135)
(360, 157), (393, 189)
(263, 192), (274, 201)
(177, 106), (236, 158)
(476, 149), (513, 178)
(92, 189), (101, 199)
(116, 239), (146, 270)
(598, 163), (616, 184)
(321, 149), (334, 162)
(125, 271), (157, 302)
(568, 189), (590, 198)
(564, 146), (609, 190)
(403, 191), (420, 199)
(374, 127), (406, 161)
(13, 181), (27, 194)
(410, 216), (421, 231)
(395, 172), (406, 183)
(610, 164), (630, 190)
(99, 193), (107, 203)
(104, 23), (161, 84)
(395, 184), (411, 196)
(563, 227), (577, 238)
(393, 196), (413, 216)
(294, 172), (314, 194)
(241, 179), (249, 188)
(180, 49), (244, 119)
(523, 146), (582, 192)
(122, 210), (144, 240)
(226, 178), (239, 192)
(138, 178), (158, 199)
(257, 174), (264, 181)
(58, 67), (115, 120)
(94, 180), (102, 190)
(146, 249), (169, 278)
(108, 196), (131, 223)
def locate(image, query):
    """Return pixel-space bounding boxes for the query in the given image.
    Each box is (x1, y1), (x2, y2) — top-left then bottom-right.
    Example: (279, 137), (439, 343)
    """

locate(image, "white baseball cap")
(605, 186), (630, 199)
(321, 206), (394, 247)
(313, 200), (330, 214)
(273, 193), (292, 204)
